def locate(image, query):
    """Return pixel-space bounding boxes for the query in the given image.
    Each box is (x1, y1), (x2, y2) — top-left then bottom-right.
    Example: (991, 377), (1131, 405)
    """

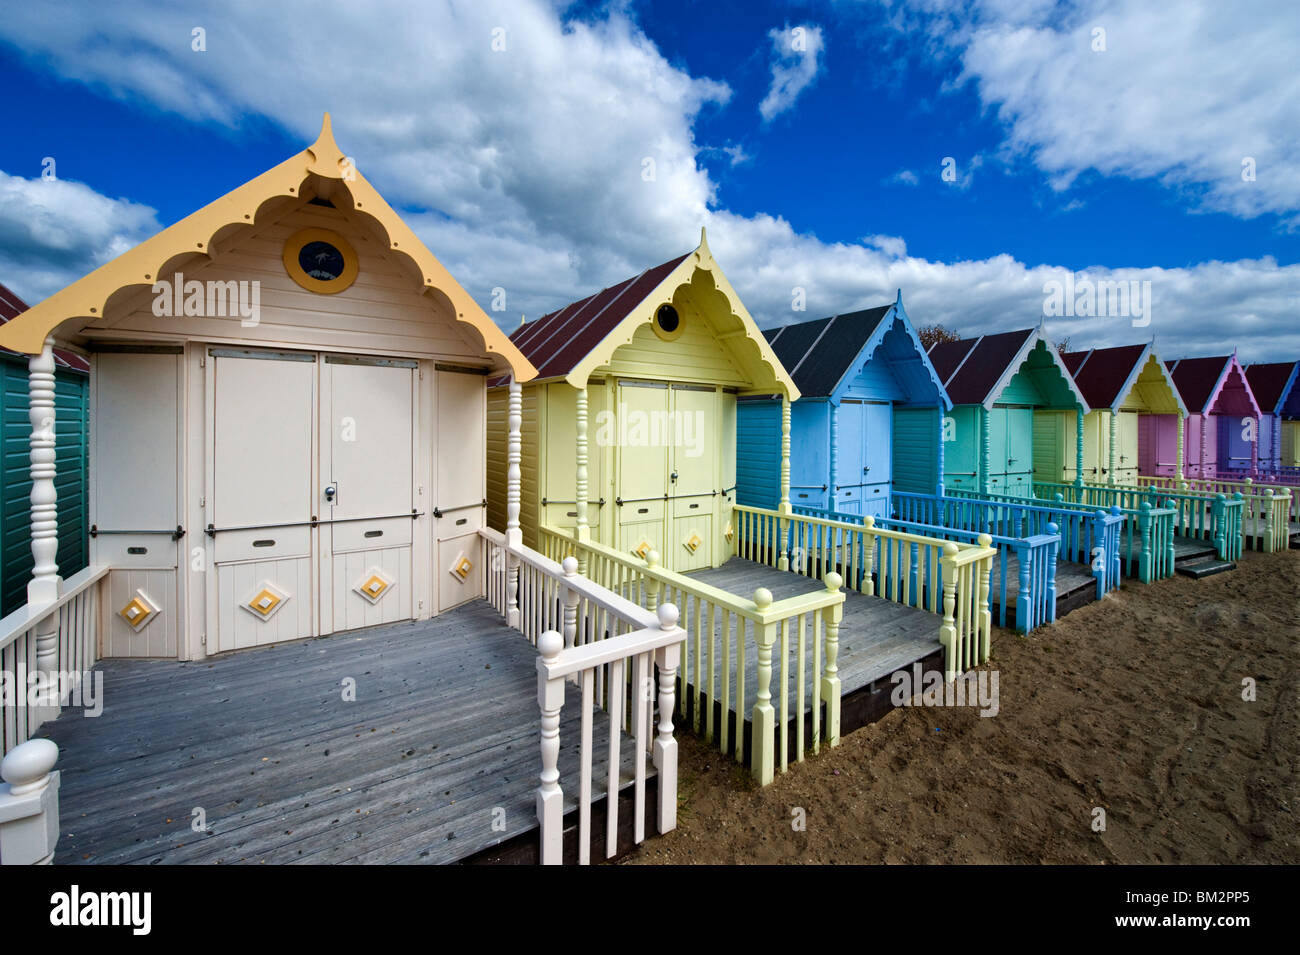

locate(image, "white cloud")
(759, 24), (826, 122)
(0, 0), (1294, 363)
(876, 0), (1300, 225)
(0, 170), (162, 303)
(890, 169), (920, 186)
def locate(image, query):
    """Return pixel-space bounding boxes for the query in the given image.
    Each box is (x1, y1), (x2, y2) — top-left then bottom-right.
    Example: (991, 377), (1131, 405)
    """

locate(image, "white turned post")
(653, 602), (680, 835)
(1200, 414), (1209, 478)
(561, 555), (580, 652)
(1176, 412), (1186, 484)
(819, 572), (843, 747)
(536, 629), (564, 865)
(506, 378), (522, 628)
(0, 739), (60, 865)
(1108, 411), (1118, 485)
(644, 550), (662, 612)
(28, 338), (62, 718)
(751, 588), (776, 784)
(575, 387), (589, 574)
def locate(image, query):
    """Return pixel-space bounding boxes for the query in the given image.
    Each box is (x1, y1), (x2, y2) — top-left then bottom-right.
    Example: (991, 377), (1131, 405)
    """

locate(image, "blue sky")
(1, 0), (1297, 360)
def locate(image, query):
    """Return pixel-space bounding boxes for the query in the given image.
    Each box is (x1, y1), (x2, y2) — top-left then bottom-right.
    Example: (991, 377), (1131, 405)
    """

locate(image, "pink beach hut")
(1159, 353), (1261, 479)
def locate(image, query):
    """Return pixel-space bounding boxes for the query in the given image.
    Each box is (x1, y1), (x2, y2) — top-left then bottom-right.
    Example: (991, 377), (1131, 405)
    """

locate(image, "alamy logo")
(1, 666), (102, 717)
(152, 271), (261, 326)
(1042, 272), (1151, 327)
(49, 886), (151, 935)
(890, 663), (999, 717)
(593, 404), (705, 457)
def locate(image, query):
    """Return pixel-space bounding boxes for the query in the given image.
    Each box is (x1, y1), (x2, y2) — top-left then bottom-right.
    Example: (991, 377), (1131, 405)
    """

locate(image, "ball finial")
(561, 555), (578, 576)
(824, 571), (843, 592)
(657, 602), (679, 629)
(753, 588), (773, 610)
(1, 738), (58, 795)
(538, 630), (563, 659)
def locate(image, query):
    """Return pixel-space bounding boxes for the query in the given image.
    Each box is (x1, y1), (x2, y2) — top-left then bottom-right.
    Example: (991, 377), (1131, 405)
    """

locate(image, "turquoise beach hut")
(923, 327), (1089, 497)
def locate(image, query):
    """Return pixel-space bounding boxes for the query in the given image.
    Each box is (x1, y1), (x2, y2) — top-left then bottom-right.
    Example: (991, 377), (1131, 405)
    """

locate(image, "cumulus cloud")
(875, 0), (1300, 225)
(0, 170), (162, 302)
(758, 24), (826, 122)
(0, 0), (1294, 362)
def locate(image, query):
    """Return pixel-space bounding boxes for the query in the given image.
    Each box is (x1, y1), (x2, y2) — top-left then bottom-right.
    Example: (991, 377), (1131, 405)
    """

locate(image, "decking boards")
(989, 555), (1095, 617)
(1172, 535), (1216, 562)
(39, 599), (642, 865)
(685, 558), (941, 707)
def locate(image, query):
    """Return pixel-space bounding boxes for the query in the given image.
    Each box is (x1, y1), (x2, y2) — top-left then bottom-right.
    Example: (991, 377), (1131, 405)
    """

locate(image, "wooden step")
(1175, 558), (1237, 579)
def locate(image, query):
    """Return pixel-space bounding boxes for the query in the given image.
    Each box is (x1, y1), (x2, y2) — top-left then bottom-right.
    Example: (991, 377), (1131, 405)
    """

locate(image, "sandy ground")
(624, 548), (1300, 864)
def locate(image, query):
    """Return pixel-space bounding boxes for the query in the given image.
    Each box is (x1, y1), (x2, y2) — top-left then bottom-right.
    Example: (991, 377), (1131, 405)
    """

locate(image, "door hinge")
(199, 356), (205, 368)
(199, 496), (206, 507)
(418, 600), (424, 610)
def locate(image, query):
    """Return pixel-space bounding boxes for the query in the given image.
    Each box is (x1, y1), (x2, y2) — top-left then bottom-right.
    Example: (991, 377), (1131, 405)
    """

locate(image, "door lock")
(324, 484), (338, 504)
(670, 470), (678, 484)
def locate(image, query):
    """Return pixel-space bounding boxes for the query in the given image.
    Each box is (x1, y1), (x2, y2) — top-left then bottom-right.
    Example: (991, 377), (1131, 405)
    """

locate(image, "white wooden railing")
(477, 527), (685, 864)
(1, 565), (109, 756)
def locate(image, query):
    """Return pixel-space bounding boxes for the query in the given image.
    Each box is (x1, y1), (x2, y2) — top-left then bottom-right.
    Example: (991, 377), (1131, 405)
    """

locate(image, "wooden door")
(669, 385), (715, 571)
(862, 401), (892, 518)
(321, 357), (415, 632)
(211, 351), (316, 652)
(1004, 407), (1034, 496)
(1115, 411), (1139, 484)
(615, 381), (669, 560)
(833, 400), (865, 514)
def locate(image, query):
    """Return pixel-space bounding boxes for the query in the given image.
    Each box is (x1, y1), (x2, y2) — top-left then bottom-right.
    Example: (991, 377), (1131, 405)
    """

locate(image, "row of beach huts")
(0, 118), (1294, 865)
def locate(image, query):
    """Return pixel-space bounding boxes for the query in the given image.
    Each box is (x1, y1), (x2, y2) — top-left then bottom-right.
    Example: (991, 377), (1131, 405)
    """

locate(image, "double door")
(614, 380), (717, 572)
(833, 400), (892, 518)
(209, 351), (416, 652)
(988, 405), (1034, 496)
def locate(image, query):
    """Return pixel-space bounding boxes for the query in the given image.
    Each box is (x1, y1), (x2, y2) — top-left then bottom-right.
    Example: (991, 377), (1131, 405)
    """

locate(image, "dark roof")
(1060, 343), (1147, 409)
(762, 305), (892, 397)
(1165, 355), (1229, 414)
(928, 329), (1035, 405)
(0, 283), (89, 372)
(1245, 361), (1298, 414)
(506, 252), (690, 380)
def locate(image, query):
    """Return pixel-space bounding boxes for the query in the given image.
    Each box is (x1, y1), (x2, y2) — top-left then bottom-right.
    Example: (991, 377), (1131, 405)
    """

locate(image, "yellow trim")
(282, 228), (359, 294)
(0, 114), (537, 381)
(651, 303), (686, 342)
(565, 228), (799, 400)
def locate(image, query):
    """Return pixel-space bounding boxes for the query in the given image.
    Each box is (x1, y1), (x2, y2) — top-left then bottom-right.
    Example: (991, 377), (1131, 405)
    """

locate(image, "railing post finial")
(536, 629), (564, 865)
(0, 738), (61, 865)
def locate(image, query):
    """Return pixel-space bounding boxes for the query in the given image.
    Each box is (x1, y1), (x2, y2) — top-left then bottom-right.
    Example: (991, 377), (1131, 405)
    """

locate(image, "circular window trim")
(651, 303), (685, 342)
(283, 228), (359, 295)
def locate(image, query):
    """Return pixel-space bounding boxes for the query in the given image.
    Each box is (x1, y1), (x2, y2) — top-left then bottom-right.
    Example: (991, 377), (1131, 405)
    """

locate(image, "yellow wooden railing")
(734, 505), (997, 682)
(539, 524), (845, 785)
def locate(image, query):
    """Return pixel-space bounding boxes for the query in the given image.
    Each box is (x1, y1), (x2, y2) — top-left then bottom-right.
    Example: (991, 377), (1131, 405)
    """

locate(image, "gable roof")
(761, 296), (950, 407)
(1061, 343), (1147, 409)
(927, 327), (1087, 410)
(503, 230), (797, 397)
(1244, 361), (1300, 415)
(0, 283), (89, 372)
(0, 115), (535, 380)
(510, 253), (690, 380)
(1164, 353), (1260, 418)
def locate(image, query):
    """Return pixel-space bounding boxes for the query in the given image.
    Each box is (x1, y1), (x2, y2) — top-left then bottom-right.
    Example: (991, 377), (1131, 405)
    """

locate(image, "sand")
(624, 548), (1300, 864)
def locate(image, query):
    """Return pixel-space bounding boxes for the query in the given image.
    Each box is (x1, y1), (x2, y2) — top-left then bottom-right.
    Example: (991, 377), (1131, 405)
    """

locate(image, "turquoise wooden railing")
(792, 504), (1060, 634)
(1033, 480), (1243, 562)
(1136, 476), (1292, 552)
(943, 486), (1170, 583)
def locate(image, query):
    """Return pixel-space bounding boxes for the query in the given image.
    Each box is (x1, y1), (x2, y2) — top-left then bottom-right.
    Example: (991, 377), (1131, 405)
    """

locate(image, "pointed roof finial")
(307, 112), (347, 178)
(895, 288), (902, 304)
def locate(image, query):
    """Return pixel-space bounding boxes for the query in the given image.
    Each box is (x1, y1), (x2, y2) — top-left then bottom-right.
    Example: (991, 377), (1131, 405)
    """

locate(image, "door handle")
(324, 484), (338, 504)
(670, 471), (678, 484)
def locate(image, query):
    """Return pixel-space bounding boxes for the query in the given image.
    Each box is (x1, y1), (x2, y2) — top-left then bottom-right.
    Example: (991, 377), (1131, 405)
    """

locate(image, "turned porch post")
(778, 394), (791, 571)
(506, 378), (522, 628)
(1107, 411), (1118, 485)
(1176, 412), (1186, 485)
(1075, 406), (1085, 489)
(28, 338), (62, 718)
(574, 387), (590, 574)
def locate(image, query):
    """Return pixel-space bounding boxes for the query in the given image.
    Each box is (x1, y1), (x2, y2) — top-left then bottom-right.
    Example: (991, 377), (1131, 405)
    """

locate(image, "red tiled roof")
(0, 283), (90, 372)
(1060, 343), (1148, 409)
(507, 252), (690, 380)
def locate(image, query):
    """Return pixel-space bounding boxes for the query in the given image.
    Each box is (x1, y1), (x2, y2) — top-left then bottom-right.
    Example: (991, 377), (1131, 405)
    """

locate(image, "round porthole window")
(283, 228), (359, 294)
(653, 303), (683, 341)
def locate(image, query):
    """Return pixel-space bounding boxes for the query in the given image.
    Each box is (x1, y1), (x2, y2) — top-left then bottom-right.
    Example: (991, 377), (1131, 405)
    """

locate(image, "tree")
(916, 323), (961, 350)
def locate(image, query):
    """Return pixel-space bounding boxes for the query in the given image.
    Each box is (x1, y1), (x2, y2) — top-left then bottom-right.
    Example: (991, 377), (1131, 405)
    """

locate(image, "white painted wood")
(0, 739), (60, 865)
(536, 629), (564, 865)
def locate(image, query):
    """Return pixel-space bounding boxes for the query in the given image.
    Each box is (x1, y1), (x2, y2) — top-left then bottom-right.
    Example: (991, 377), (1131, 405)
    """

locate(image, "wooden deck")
(1173, 534), (1216, 562)
(989, 555), (1097, 625)
(39, 599), (642, 865)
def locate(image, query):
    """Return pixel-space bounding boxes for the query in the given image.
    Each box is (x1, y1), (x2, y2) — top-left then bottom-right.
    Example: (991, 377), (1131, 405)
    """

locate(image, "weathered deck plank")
(40, 599), (646, 865)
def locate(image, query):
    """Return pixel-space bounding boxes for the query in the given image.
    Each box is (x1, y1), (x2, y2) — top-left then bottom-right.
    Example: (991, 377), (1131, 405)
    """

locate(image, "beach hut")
(0, 115), (541, 662)
(734, 294), (950, 518)
(1, 283), (91, 616)
(1162, 354), (1260, 478)
(486, 230), (797, 573)
(923, 327), (1088, 496)
(1054, 342), (1187, 485)
(1244, 361), (1300, 473)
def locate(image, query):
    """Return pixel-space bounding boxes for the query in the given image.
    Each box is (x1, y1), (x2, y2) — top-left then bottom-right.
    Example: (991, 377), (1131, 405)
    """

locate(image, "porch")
(37, 598), (645, 865)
